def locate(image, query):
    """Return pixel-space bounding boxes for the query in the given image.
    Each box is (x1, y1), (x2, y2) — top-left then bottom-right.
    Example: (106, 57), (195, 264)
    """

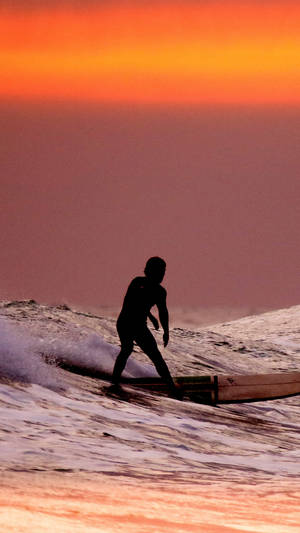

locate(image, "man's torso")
(118, 276), (165, 325)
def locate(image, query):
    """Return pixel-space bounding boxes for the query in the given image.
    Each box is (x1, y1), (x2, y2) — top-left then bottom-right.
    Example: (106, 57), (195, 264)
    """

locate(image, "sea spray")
(0, 314), (158, 387)
(0, 318), (60, 388)
(39, 331), (158, 379)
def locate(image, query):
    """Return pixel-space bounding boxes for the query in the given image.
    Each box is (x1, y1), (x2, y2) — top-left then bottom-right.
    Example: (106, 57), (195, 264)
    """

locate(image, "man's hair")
(144, 257), (166, 276)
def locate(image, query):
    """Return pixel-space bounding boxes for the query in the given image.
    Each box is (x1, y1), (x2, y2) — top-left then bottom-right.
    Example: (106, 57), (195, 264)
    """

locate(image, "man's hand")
(163, 331), (169, 347)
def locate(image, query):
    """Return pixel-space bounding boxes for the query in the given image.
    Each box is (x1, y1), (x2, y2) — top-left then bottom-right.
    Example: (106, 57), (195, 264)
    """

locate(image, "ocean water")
(0, 300), (299, 532)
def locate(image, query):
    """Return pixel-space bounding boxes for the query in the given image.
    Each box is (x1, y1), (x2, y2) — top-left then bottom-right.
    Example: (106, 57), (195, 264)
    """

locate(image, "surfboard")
(52, 358), (300, 404)
(122, 372), (300, 404)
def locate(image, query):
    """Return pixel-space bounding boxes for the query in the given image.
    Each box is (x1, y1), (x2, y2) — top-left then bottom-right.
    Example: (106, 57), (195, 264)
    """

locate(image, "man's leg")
(112, 339), (134, 384)
(135, 328), (181, 397)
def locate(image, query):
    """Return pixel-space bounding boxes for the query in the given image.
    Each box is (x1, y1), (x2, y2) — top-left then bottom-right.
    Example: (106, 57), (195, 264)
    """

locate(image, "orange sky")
(1, 1), (300, 105)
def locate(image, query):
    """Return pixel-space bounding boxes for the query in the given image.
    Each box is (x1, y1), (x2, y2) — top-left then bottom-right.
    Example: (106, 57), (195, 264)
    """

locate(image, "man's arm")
(157, 288), (169, 347)
(148, 311), (159, 330)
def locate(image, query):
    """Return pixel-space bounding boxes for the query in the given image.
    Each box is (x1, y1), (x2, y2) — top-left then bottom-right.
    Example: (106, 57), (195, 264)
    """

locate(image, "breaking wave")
(0, 317), (157, 388)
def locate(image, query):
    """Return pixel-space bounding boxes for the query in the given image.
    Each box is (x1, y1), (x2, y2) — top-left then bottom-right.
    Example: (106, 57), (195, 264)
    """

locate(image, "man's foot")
(170, 383), (184, 400)
(108, 382), (121, 389)
(104, 384), (126, 399)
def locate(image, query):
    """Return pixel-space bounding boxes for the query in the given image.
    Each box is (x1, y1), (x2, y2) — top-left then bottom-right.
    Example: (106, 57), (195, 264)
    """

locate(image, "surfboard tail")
(123, 372), (300, 404)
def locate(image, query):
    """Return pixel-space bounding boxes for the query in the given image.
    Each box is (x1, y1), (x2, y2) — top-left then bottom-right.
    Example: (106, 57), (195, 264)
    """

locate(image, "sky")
(1, 0), (300, 312)
(2, 1), (300, 104)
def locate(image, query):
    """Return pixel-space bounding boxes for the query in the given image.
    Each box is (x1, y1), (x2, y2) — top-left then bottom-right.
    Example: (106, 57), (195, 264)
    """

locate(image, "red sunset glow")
(1, 1), (300, 104)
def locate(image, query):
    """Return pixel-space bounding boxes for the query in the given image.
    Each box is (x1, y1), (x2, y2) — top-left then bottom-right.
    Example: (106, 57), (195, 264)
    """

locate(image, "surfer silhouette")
(112, 257), (180, 398)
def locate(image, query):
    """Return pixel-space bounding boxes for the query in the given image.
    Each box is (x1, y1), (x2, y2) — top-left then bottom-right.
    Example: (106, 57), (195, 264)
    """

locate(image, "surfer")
(112, 257), (181, 399)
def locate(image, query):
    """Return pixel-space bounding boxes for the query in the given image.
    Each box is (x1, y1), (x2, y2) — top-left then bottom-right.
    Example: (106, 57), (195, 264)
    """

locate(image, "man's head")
(144, 257), (166, 283)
